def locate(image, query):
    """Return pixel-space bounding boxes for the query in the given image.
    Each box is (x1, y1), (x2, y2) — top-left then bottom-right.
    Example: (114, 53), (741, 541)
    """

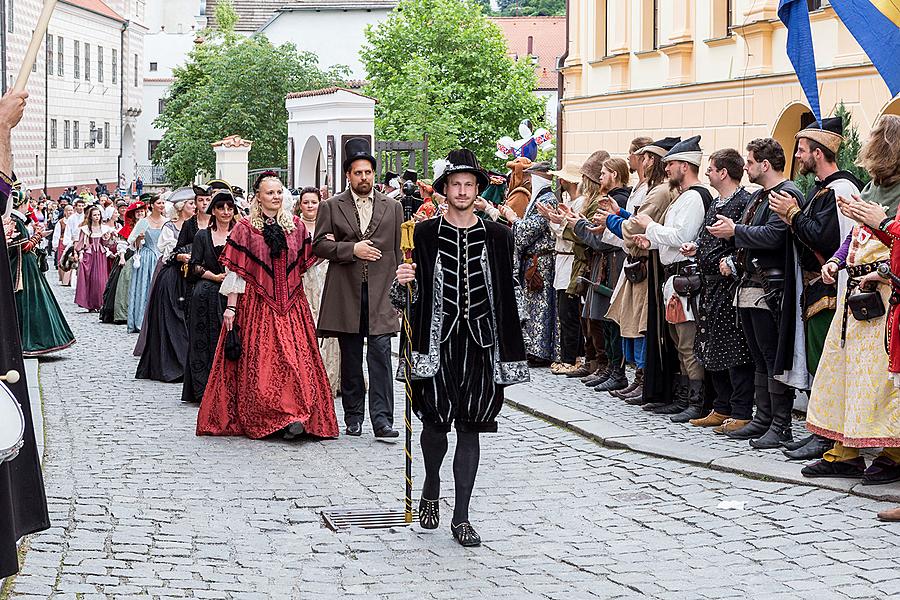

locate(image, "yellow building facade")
(561, 0), (900, 175)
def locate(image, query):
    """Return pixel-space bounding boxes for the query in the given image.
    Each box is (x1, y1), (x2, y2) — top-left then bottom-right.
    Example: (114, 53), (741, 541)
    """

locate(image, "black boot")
(643, 376), (683, 412)
(653, 376), (689, 415)
(782, 434), (814, 451)
(584, 366), (611, 388)
(783, 434), (834, 460)
(749, 384), (794, 449)
(595, 363), (628, 392)
(725, 373), (773, 440)
(670, 380), (705, 423)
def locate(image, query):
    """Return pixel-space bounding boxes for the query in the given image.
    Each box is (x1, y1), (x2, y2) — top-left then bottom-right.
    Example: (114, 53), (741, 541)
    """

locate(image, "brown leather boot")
(689, 410), (730, 428)
(612, 368), (643, 399)
(713, 418), (751, 435)
(569, 360), (597, 379)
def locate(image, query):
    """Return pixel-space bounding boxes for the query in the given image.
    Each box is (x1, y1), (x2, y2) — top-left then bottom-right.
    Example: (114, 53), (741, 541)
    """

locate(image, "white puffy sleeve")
(219, 269), (246, 295)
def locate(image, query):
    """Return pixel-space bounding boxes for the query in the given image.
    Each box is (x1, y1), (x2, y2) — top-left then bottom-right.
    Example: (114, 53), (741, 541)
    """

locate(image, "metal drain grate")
(322, 507), (417, 532)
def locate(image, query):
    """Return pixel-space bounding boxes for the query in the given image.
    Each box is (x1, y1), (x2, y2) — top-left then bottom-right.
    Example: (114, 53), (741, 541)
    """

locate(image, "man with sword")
(392, 148), (529, 547)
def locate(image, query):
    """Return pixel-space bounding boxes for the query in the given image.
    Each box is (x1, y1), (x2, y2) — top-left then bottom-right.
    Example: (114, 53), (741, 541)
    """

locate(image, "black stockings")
(420, 425), (481, 525)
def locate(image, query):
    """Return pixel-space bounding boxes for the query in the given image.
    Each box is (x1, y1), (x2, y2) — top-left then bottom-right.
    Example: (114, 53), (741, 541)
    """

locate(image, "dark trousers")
(556, 290), (583, 364)
(583, 317), (606, 365)
(739, 307), (780, 378)
(338, 283), (394, 430)
(710, 363), (755, 420)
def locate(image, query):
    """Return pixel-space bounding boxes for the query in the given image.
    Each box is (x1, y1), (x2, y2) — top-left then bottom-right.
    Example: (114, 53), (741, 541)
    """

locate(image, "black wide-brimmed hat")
(192, 184), (210, 197)
(383, 171), (400, 185)
(343, 137), (376, 172)
(205, 188), (236, 215)
(402, 169), (418, 182)
(432, 149), (490, 195)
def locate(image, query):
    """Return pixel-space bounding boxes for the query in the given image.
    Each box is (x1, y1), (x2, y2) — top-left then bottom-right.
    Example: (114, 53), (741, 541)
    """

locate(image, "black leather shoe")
(374, 426), (400, 439)
(782, 434), (814, 451)
(345, 423), (362, 436)
(783, 435), (833, 460)
(419, 498), (439, 529)
(451, 521), (481, 547)
(801, 457), (865, 479)
(863, 456), (900, 486)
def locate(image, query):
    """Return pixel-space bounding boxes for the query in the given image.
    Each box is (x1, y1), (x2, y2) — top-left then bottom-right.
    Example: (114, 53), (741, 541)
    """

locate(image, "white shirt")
(550, 194), (584, 290)
(644, 189), (705, 266)
(63, 211), (84, 246)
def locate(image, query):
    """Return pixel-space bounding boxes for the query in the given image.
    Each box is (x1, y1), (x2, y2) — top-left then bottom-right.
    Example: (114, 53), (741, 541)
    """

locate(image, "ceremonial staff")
(399, 181), (420, 524)
(13, 0), (60, 92)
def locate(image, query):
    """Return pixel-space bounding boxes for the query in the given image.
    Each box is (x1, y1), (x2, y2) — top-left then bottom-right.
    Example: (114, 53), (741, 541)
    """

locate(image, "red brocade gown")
(197, 216), (339, 439)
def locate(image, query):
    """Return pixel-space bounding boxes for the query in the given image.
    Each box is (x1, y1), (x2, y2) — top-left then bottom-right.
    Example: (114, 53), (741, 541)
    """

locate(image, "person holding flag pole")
(392, 149), (529, 547)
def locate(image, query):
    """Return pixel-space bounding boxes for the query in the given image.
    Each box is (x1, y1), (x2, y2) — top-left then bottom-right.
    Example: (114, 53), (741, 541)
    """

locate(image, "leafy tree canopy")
(361, 0), (546, 171)
(153, 0), (347, 185)
(497, 0), (565, 16)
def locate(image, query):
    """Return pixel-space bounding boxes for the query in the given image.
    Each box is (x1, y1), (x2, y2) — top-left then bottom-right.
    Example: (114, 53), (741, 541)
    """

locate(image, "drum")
(0, 381), (25, 463)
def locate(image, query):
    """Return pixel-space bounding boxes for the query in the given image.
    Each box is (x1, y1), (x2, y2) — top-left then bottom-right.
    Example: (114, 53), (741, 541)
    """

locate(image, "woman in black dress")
(181, 190), (236, 403)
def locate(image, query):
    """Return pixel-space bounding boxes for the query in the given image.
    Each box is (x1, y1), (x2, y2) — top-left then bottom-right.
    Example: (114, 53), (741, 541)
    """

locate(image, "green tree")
(794, 102), (871, 195)
(498, 0), (565, 16)
(153, 0), (347, 185)
(361, 0), (545, 170)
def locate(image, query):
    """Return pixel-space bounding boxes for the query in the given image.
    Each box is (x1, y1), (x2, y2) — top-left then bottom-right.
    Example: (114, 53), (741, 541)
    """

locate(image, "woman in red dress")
(196, 173), (339, 440)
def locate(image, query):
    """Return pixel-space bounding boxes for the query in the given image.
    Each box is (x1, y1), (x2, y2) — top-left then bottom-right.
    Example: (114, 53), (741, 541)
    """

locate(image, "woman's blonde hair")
(581, 175), (602, 202)
(249, 176), (295, 233)
(856, 115), (900, 188)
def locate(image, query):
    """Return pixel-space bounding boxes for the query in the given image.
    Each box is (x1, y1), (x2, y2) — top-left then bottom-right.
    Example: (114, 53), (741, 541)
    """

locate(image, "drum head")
(0, 382), (25, 462)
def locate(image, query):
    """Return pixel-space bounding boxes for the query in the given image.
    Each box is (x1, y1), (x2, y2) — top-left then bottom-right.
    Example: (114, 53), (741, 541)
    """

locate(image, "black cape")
(0, 182), (50, 578)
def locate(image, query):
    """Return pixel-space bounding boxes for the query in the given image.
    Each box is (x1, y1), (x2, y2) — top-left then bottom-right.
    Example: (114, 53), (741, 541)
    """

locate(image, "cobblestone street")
(6, 277), (900, 600)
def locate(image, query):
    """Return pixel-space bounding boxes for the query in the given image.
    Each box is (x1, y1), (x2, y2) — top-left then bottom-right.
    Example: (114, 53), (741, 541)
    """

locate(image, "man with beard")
(314, 138), (403, 438)
(768, 119), (860, 459)
(393, 149), (528, 547)
(709, 138), (806, 449)
(682, 149), (754, 430)
(632, 136), (709, 418)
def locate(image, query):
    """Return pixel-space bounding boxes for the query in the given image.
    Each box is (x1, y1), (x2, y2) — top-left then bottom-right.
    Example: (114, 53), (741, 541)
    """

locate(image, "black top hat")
(402, 169), (418, 182)
(206, 189), (236, 215)
(432, 149), (490, 195)
(343, 137), (376, 173)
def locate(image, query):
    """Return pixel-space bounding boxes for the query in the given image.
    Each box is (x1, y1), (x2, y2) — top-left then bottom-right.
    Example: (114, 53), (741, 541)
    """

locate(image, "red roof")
(285, 87), (375, 101)
(489, 16), (565, 90)
(61, 0), (125, 22)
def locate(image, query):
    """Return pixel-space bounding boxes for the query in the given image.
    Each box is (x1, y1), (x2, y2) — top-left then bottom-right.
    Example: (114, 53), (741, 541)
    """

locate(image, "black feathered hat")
(342, 137), (376, 173)
(432, 149), (490, 195)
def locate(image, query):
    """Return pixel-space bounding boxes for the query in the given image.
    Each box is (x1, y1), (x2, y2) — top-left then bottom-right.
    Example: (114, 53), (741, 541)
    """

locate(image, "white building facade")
(135, 0), (206, 186)
(1, 0), (145, 197)
(258, 2), (396, 80)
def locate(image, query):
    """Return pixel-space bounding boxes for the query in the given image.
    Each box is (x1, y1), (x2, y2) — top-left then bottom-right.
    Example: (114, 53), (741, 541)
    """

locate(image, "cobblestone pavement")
(522, 366), (812, 460)
(7, 278), (900, 600)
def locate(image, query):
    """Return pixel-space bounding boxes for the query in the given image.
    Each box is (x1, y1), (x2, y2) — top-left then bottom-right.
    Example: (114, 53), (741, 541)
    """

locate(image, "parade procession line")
(504, 386), (900, 504)
(6, 275), (900, 599)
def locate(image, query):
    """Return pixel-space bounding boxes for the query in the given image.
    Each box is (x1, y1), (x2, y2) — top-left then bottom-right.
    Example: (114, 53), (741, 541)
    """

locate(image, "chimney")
(527, 35), (534, 56)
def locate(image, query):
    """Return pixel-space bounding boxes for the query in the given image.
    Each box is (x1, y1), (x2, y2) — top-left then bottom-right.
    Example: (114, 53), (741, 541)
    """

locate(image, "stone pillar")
(212, 135), (253, 188)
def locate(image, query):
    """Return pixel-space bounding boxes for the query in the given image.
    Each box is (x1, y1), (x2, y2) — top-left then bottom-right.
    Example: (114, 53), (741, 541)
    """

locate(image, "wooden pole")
(12, 0), (59, 93)
(400, 219), (416, 524)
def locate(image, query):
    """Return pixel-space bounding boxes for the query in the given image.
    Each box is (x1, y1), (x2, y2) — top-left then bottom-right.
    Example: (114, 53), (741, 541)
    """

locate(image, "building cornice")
(561, 62), (880, 106)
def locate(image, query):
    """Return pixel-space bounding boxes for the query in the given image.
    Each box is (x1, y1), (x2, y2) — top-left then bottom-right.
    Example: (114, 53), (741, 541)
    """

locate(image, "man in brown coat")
(313, 138), (403, 438)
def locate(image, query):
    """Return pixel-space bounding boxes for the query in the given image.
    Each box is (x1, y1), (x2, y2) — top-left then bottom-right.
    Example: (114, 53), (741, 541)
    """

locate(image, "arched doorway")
(298, 136), (325, 188)
(770, 102), (815, 178)
(122, 124), (135, 189)
(878, 95), (900, 119)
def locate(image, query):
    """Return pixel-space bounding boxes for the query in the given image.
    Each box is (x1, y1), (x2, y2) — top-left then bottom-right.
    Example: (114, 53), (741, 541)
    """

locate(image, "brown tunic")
(605, 183), (676, 338)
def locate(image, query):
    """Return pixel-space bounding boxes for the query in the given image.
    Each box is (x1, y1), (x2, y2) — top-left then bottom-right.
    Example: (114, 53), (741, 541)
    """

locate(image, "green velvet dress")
(8, 212), (75, 356)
